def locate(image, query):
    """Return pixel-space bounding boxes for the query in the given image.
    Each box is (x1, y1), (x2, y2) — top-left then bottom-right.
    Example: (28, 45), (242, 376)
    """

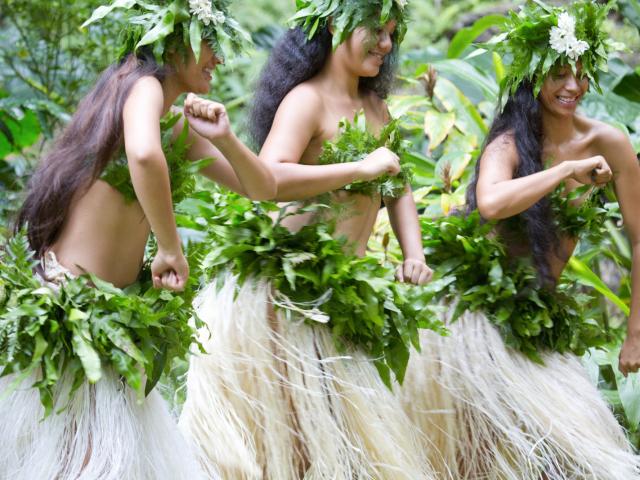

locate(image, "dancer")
(402, 1), (640, 478)
(0, 1), (276, 478)
(179, 0), (439, 478)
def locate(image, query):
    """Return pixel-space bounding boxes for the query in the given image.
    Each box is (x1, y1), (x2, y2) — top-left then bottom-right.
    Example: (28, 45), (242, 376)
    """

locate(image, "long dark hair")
(16, 50), (166, 257)
(248, 26), (398, 149)
(467, 81), (559, 285)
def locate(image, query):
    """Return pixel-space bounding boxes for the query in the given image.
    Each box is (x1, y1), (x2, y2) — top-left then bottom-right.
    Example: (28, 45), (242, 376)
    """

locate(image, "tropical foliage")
(1, 0), (640, 445)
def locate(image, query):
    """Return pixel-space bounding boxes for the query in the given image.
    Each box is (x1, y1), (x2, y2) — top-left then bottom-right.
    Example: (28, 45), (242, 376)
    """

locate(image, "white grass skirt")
(401, 301), (640, 479)
(0, 368), (209, 480)
(179, 273), (435, 479)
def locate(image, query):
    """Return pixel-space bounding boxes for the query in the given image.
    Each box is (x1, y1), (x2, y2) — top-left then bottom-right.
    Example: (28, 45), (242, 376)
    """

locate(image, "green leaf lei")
(101, 111), (211, 204)
(316, 113), (413, 198)
(82, 0), (249, 63)
(189, 189), (445, 386)
(422, 211), (610, 363)
(290, 0), (408, 50)
(0, 231), (202, 416)
(486, 0), (621, 104)
(551, 183), (619, 242)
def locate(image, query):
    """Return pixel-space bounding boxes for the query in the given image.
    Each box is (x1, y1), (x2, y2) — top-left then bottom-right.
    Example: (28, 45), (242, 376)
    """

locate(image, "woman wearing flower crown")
(401, 1), (640, 478)
(0, 0), (277, 478)
(178, 0), (438, 478)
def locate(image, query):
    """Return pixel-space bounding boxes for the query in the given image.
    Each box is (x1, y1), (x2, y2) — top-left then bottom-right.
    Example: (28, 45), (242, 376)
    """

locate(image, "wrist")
(209, 131), (235, 149)
(559, 160), (574, 180)
(157, 234), (182, 255)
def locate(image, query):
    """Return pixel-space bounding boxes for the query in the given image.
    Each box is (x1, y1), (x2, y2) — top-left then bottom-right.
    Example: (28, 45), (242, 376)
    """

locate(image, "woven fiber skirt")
(401, 300), (640, 479)
(179, 272), (435, 479)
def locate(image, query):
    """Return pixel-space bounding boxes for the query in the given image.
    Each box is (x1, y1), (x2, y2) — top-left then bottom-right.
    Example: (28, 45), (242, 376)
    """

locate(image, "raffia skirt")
(0, 252), (210, 480)
(178, 272), (435, 479)
(400, 300), (640, 479)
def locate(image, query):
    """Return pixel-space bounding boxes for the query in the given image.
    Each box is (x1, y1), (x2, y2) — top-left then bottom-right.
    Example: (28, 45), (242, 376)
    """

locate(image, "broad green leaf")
(434, 77), (487, 138)
(567, 257), (630, 315)
(424, 111), (456, 151)
(447, 15), (507, 59)
(81, 0), (137, 28)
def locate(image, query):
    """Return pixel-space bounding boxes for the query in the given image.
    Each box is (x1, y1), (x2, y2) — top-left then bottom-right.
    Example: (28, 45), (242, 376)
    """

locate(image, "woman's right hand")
(151, 248), (189, 292)
(356, 147), (401, 182)
(566, 155), (612, 186)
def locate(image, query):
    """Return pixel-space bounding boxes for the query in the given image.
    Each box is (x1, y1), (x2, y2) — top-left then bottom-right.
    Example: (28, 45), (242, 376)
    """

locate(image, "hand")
(356, 147), (401, 182)
(619, 332), (640, 377)
(566, 155), (612, 186)
(395, 258), (433, 285)
(184, 93), (231, 141)
(151, 247), (189, 292)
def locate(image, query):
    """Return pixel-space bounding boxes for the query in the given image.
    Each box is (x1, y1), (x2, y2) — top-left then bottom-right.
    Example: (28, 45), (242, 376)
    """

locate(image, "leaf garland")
(191, 189), (446, 386)
(551, 183), (619, 242)
(0, 230), (202, 417)
(422, 211), (610, 363)
(316, 112), (413, 198)
(486, 0), (621, 103)
(101, 111), (212, 204)
(82, 0), (249, 63)
(290, 0), (409, 49)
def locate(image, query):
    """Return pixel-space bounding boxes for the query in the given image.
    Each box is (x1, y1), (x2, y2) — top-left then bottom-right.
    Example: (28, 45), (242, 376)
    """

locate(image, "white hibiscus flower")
(549, 11), (590, 59)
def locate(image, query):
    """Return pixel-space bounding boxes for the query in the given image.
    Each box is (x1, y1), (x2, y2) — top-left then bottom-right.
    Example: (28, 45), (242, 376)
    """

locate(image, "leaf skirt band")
(400, 298), (640, 480)
(178, 272), (436, 479)
(0, 250), (208, 480)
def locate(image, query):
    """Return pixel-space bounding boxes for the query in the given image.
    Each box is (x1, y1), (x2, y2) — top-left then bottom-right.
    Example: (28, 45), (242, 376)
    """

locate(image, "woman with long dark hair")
(402, 2), (640, 478)
(0, 1), (275, 478)
(179, 1), (438, 478)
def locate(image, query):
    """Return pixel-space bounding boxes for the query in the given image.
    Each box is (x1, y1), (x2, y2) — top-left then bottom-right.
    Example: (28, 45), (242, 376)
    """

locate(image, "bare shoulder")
(481, 130), (519, 169)
(583, 115), (636, 170)
(280, 82), (323, 112)
(128, 76), (163, 101)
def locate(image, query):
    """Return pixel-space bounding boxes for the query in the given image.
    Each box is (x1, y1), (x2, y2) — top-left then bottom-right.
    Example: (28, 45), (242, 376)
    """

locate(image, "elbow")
(477, 198), (504, 220)
(245, 182), (278, 201)
(127, 147), (164, 168)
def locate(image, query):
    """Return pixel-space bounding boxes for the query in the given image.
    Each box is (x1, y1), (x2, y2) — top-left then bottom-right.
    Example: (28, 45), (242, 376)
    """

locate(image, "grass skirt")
(401, 301), (640, 479)
(179, 273), (434, 479)
(0, 368), (209, 480)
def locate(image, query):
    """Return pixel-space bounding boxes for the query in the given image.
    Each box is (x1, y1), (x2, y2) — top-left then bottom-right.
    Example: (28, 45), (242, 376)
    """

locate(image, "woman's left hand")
(184, 93), (231, 141)
(619, 332), (640, 376)
(396, 258), (433, 285)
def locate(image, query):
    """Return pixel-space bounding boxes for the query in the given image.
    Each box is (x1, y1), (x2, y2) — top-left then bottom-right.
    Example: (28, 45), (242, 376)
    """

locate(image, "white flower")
(565, 38), (589, 60)
(557, 12), (575, 33)
(211, 10), (225, 25)
(189, 0), (216, 26)
(548, 11), (590, 60)
(394, 0), (408, 9)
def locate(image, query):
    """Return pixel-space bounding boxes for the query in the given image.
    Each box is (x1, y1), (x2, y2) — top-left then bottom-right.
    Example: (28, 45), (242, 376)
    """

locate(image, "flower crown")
(289, 0), (409, 50)
(82, 0), (248, 63)
(488, 0), (620, 104)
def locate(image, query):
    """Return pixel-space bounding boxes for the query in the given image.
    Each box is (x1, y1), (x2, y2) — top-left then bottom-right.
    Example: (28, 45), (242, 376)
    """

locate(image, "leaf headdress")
(289, 0), (409, 50)
(82, 0), (249, 63)
(488, 0), (621, 104)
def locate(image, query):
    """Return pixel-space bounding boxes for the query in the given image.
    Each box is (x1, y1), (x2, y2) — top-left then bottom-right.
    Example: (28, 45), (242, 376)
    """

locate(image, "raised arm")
(123, 76), (187, 291)
(476, 133), (612, 219)
(260, 85), (400, 201)
(180, 94), (276, 200)
(604, 128), (640, 376)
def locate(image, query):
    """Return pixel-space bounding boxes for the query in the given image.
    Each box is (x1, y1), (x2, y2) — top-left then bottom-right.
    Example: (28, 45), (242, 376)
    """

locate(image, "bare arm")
(260, 86), (399, 201)
(385, 186), (433, 285)
(180, 94), (276, 200)
(123, 76), (187, 290)
(476, 133), (611, 219)
(604, 128), (640, 375)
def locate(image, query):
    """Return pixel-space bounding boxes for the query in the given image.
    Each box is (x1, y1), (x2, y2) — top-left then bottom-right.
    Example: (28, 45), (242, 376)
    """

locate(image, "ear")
(327, 16), (334, 35)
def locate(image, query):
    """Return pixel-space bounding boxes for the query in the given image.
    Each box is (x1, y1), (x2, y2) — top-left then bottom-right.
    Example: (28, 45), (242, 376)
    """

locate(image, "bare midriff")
(279, 190), (382, 257)
(49, 179), (150, 287)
